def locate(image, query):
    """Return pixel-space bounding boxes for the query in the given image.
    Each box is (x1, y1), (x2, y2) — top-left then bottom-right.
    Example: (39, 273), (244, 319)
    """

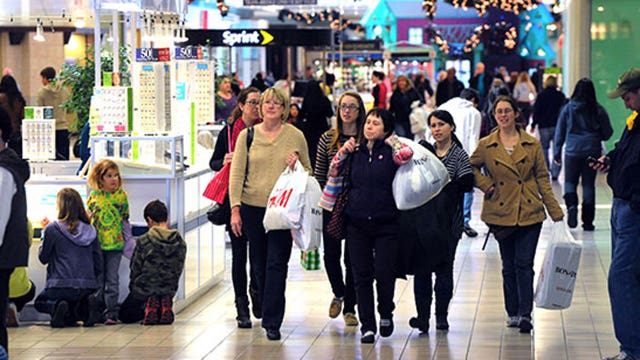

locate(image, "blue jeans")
(564, 154), (597, 204)
(496, 223), (542, 318)
(539, 127), (560, 178)
(609, 198), (640, 356)
(96, 251), (122, 319)
(463, 192), (473, 225)
(241, 204), (293, 331)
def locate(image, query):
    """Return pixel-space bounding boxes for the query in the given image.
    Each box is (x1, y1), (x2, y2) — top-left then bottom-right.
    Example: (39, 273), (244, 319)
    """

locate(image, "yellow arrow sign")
(260, 30), (274, 45)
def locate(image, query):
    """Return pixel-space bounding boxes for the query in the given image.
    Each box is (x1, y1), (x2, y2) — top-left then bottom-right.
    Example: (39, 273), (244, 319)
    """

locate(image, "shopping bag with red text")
(263, 160), (308, 231)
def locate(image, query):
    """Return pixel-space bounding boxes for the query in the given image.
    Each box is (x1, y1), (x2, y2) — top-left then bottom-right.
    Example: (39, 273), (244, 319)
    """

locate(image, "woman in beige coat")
(470, 95), (563, 334)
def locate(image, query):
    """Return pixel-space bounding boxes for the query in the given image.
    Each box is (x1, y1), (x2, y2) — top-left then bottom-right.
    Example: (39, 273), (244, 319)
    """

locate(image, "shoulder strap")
(247, 126), (254, 151)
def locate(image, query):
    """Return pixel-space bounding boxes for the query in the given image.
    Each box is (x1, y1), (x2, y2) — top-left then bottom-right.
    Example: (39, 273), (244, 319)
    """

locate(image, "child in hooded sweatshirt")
(35, 188), (103, 328)
(119, 200), (186, 325)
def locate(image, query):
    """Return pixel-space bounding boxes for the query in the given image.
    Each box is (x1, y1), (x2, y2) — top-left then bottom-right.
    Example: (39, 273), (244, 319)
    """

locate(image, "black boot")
(408, 300), (430, 333)
(582, 202), (595, 231)
(248, 287), (262, 319)
(235, 296), (252, 329)
(564, 193), (578, 228)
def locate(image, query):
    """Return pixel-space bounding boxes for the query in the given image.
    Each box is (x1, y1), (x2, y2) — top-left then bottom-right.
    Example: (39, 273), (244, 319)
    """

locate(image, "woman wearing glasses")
(313, 92), (365, 327)
(210, 86), (262, 329)
(469, 95), (563, 334)
(228, 87), (312, 341)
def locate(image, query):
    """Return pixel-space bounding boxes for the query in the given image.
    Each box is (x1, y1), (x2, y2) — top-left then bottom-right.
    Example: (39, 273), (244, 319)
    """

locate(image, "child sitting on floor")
(119, 200), (186, 325)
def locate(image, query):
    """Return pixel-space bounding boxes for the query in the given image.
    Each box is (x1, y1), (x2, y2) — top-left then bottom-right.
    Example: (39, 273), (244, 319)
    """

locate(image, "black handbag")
(207, 195), (230, 226)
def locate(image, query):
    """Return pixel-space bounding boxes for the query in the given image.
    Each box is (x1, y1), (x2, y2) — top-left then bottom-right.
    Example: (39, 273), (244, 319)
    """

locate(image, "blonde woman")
(228, 87), (312, 341)
(389, 75), (423, 137)
(512, 72), (537, 126)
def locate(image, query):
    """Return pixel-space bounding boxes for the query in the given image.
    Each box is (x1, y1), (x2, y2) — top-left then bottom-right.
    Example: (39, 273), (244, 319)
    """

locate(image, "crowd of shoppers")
(3, 63), (637, 359)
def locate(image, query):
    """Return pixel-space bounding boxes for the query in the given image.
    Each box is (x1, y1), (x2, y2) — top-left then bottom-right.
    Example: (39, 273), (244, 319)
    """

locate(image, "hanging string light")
(425, 25), (450, 54)
(423, 0), (541, 18)
(462, 21), (518, 53)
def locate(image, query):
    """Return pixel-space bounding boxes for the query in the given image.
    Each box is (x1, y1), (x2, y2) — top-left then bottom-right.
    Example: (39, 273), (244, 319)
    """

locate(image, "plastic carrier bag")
(292, 176), (323, 251)
(535, 221), (582, 309)
(392, 137), (450, 210)
(263, 160), (308, 232)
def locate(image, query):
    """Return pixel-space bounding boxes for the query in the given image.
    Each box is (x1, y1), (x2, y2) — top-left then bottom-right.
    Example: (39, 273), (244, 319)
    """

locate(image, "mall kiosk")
(21, 3), (223, 320)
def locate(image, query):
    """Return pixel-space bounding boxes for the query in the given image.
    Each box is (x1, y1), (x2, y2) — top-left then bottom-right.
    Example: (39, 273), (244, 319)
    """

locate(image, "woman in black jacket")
(331, 108), (412, 344)
(402, 110), (474, 333)
(209, 86), (262, 328)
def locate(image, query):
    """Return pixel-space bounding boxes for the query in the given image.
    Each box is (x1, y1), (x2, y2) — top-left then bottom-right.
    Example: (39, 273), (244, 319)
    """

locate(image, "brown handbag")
(326, 187), (348, 240)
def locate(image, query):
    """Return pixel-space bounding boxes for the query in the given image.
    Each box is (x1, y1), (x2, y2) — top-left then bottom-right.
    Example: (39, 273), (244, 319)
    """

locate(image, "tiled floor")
(8, 177), (620, 359)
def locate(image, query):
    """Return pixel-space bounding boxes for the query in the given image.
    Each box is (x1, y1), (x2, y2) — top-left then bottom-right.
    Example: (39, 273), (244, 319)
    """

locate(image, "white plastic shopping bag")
(392, 137), (450, 210)
(535, 221), (582, 309)
(292, 177), (323, 251)
(263, 160), (308, 231)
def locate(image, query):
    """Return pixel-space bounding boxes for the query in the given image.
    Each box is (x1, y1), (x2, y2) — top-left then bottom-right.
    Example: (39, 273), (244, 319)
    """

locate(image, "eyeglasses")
(245, 100), (260, 106)
(495, 108), (514, 115)
(264, 100), (283, 107)
(340, 104), (359, 111)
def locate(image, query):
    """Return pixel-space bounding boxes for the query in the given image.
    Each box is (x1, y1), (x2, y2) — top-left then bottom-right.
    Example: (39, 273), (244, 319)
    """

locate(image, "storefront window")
(591, 0), (640, 149)
(408, 27), (423, 45)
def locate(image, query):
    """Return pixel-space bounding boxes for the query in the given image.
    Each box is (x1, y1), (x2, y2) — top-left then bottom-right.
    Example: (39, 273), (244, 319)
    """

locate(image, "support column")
(562, 0), (591, 93)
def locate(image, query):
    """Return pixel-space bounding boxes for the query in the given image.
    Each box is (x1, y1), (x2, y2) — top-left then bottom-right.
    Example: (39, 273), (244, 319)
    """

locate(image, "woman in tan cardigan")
(228, 87), (311, 341)
(469, 95), (563, 334)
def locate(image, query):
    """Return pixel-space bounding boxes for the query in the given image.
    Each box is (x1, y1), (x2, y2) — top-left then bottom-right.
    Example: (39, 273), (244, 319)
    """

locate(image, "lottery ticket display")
(22, 119), (56, 160)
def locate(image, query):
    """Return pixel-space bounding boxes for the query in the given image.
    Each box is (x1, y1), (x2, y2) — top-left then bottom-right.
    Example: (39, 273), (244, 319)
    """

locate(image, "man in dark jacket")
(597, 68), (640, 360)
(436, 68), (465, 106)
(0, 107), (29, 351)
(119, 200), (186, 325)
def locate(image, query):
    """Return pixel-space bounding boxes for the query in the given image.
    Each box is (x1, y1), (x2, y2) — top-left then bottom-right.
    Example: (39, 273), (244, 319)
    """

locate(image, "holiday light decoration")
(423, 0), (540, 18)
(463, 21), (518, 53)
(425, 25), (450, 54)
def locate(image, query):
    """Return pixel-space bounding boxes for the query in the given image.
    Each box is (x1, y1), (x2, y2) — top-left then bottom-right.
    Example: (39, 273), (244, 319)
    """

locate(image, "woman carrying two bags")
(228, 87), (312, 341)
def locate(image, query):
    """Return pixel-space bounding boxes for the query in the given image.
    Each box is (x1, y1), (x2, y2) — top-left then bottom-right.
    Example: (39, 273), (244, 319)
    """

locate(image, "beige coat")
(470, 128), (563, 226)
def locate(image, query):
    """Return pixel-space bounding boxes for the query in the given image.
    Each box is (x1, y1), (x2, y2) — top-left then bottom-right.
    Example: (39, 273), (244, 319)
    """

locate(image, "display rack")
(133, 48), (172, 132)
(21, 119), (56, 160)
(90, 86), (133, 132)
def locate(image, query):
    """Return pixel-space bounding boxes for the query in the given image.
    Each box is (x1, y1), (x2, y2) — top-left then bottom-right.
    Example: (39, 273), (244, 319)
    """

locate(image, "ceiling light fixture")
(34, 20), (45, 42)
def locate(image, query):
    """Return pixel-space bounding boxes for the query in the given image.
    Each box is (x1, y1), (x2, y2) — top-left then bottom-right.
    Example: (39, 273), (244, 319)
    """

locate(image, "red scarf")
(230, 117), (262, 152)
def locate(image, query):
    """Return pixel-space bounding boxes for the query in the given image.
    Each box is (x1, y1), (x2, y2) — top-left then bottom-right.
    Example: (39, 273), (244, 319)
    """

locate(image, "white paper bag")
(263, 161), (308, 232)
(292, 177), (323, 251)
(535, 221), (582, 309)
(392, 137), (450, 210)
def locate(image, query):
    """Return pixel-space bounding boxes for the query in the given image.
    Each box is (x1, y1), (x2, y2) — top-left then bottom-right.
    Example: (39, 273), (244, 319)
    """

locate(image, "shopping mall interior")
(1, 0), (639, 359)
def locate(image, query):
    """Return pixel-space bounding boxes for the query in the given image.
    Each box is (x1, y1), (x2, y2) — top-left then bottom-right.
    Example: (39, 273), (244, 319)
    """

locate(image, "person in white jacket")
(432, 88), (482, 237)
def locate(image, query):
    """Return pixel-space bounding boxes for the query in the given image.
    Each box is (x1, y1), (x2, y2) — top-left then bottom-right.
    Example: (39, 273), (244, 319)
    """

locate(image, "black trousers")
(413, 238), (460, 318)
(227, 224), (256, 300)
(322, 210), (356, 314)
(241, 204), (293, 331)
(119, 293), (146, 324)
(34, 287), (95, 324)
(0, 268), (14, 350)
(9, 280), (36, 312)
(347, 217), (400, 335)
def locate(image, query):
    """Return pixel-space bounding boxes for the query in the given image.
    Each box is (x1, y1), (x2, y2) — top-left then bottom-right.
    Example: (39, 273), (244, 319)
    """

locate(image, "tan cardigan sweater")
(229, 123), (312, 208)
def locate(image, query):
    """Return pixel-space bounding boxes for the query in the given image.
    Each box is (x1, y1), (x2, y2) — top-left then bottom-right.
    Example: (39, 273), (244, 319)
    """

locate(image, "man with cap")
(594, 68), (640, 360)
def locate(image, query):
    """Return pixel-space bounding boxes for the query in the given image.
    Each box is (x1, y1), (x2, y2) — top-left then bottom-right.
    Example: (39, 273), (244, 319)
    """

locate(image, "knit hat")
(608, 68), (640, 98)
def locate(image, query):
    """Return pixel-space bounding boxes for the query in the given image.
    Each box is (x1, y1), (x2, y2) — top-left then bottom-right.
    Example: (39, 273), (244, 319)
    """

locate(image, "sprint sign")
(263, 161), (308, 232)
